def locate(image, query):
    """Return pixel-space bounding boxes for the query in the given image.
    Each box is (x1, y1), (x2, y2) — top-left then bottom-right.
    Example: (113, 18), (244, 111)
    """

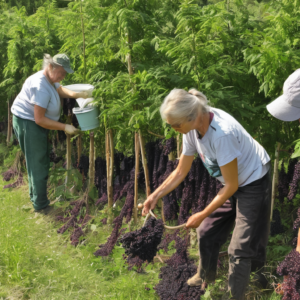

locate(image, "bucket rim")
(72, 106), (97, 114)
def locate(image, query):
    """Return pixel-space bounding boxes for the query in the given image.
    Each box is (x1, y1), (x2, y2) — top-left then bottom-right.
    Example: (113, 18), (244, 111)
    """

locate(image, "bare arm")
(142, 154), (194, 216)
(34, 105), (65, 131)
(57, 86), (90, 99)
(186, 158), (239, 228)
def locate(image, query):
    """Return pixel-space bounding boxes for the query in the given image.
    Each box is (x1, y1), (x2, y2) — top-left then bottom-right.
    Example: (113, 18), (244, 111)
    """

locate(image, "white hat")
(267, 69), (300, 121)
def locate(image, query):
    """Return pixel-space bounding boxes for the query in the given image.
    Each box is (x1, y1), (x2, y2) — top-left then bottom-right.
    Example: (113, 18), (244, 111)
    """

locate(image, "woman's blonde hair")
(42, 54), (60, 70)
(160, 88), (209, 125)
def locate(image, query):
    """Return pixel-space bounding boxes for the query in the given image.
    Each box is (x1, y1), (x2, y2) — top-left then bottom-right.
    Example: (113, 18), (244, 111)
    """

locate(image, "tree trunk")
(138, 130), (151, 197)
(89, 132), (95, 189)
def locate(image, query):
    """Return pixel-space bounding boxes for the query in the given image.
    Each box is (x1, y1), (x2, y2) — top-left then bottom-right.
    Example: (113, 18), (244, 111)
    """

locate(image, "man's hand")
(186, 212), (206, 229)
(142, 195), (157, 216)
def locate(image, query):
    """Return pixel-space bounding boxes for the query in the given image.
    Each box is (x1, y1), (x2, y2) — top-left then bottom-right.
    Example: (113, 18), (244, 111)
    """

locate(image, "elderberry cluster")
(56, 200), (91, 246)
(94, 216), (126, 257)
(288, 161), (300, 201)
(2, 167), (17, 182)
(78, 155), (89, 177)
(277, 249), (300, 299)
(63, 98), (76, 116)
(163, 137), (177, 156)
(3, 173), (23, 189)
(270, 209), (284, 236)
(294, 208), (300, 230)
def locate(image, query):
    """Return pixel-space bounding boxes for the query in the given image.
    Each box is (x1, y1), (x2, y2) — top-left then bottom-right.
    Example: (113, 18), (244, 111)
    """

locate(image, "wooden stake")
(168, 152), (176, 161)
(177, 134), (181, 158)
(161, 200), (166, 223)
(138, 130), (151, 197)
(105, 131), (109, 180)
(77, 135), (82, 167)
(109, 129), (114, 201)
(134, 132), (140, 223)
(270, 142), (281, 221)
(106, 129), (114, 208)
(66, 134), (71, 170)
(7, 99), (11, 146)
(89, 132), (95, 189)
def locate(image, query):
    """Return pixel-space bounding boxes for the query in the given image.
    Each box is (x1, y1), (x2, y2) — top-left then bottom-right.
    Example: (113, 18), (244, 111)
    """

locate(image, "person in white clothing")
(143, 89), (271, 300)
(11, 53), (91, 214)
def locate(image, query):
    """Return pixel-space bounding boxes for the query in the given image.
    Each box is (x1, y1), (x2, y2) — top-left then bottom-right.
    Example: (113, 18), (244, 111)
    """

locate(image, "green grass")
(0, 170), (286, 300)
(0, 176), (161, 300)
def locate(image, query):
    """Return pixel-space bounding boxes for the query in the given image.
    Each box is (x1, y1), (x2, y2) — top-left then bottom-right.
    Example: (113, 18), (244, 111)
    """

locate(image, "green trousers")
(13, 115), (50, 210)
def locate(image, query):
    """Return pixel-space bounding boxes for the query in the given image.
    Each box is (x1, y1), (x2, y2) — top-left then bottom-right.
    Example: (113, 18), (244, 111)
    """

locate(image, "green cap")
(53, 53), (74, 74)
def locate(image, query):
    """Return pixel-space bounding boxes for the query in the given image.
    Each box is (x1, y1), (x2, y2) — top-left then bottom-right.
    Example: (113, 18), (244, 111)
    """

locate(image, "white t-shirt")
(11, 71), (61, 122)
(182, 108), (270, 186)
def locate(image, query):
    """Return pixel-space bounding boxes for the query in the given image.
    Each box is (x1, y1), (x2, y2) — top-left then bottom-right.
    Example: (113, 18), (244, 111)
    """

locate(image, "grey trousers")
(196, 169), (272, 300)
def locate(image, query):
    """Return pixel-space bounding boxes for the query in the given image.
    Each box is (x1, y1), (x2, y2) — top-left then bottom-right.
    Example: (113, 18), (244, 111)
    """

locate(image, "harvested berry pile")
(120, 217), (164, 270)
(155, 233), (204, 300)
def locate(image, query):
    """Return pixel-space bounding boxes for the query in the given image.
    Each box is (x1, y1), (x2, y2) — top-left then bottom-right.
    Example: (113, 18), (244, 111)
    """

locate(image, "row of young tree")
(0, 0), (300, 155)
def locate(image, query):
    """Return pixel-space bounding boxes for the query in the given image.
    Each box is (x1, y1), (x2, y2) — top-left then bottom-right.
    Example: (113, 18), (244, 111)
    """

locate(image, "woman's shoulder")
(26, 71), (49, 91)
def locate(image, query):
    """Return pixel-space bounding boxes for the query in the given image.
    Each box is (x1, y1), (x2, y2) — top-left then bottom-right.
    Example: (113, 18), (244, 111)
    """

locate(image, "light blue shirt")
(182, 108), (270, 186)
(11, 71), (61, 121)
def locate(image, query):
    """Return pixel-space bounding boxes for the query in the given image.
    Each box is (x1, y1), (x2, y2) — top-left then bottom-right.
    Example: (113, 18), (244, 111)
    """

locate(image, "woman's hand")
(65, 124), (79, 135)
(186, 212), (206, 229)
(142, 195), (157, 216)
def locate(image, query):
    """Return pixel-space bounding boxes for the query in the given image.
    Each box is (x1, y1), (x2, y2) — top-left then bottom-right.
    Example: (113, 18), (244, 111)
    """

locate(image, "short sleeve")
(30, 88), (51, 109)
(182, 133), (196, 156)
(214, 135), (241, 167)
(54, 82), (60, 89)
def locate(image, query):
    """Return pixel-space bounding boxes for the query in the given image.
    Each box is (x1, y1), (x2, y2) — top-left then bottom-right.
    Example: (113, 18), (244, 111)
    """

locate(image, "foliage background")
(1, 0), (300, 153)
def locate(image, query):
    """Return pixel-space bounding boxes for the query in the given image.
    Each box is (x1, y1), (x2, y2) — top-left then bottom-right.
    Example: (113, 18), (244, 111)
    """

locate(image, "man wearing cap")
(267, 69), (300, 122)
(11, 53), (91, 215)
(267, 69), (300, 295)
